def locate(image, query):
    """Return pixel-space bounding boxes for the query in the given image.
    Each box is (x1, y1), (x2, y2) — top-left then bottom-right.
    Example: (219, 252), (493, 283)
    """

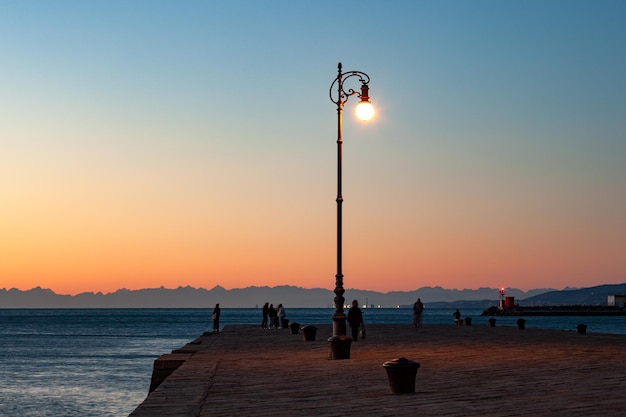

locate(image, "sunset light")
(3, 3), (626, 416)
(1, 2), (625, 296)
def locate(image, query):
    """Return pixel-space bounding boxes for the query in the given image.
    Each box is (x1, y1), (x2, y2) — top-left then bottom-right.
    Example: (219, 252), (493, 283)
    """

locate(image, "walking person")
(261, 302), (269, 328)
(212, 303), (221, 333)
(347, 300), (364, 341)
(413, 298), (424, 328)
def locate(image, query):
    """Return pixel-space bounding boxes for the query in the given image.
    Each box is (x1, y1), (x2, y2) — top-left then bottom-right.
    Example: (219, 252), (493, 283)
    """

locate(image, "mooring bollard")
(301, 325), (317, 341)
(383, 357), (420, 394)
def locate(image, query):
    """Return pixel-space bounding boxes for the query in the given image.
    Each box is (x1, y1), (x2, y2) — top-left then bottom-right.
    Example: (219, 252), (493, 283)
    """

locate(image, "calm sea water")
(1, 308), (625, 416)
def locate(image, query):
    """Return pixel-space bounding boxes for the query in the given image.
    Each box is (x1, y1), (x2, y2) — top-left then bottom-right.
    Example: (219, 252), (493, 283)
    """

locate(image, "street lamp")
(329, 62), (373, 337)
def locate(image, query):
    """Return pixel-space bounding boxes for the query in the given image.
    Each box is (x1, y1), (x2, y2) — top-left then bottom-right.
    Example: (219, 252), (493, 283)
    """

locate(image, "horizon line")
(1, 283), (603, 297)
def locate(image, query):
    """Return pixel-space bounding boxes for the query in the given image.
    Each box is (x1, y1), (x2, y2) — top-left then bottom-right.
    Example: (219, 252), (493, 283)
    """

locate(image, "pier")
(130, 323), (626, 416)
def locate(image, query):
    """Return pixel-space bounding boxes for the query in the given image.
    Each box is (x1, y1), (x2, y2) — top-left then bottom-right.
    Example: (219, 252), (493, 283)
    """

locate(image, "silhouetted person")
(413, 298), (424, 328)
(453, 309), (462, 325)
(261, 302), (269, 329)
(277, 304), (286, 329)
(347, 300), (364, 341)
(212, 303), (221, 332)
(268, 304), (277, 329)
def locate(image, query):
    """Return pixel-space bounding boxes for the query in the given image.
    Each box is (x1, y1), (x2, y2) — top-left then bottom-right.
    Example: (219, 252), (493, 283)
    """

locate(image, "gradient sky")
(1, 1), (625, 295)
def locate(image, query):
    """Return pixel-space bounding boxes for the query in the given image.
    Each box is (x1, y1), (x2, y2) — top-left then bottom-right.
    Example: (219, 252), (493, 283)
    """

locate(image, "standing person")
(268, 304), (277, 329)
(261, 302), (269, 329)
(413, 298), (424, 328)
(277, 304), (286, 329)
(212, 303), (221, 333)
(453, 308), (462, 325)
(347, 300), (364, 341)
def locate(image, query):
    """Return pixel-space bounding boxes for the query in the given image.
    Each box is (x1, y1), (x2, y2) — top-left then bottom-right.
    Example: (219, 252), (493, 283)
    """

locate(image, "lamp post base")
(332, 312), (347, 337)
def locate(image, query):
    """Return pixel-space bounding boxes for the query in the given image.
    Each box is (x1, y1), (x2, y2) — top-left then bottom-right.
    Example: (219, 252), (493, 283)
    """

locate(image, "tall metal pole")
(332, 63), (346, 336)
(329, 62), (371, 337)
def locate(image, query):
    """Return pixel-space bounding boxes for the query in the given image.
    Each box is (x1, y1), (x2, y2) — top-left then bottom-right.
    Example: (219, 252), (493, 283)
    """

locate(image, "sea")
(1, 307), (625, 417)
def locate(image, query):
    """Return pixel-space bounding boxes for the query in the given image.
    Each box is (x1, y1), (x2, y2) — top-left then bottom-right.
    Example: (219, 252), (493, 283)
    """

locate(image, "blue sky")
(1, 1), (625, 293)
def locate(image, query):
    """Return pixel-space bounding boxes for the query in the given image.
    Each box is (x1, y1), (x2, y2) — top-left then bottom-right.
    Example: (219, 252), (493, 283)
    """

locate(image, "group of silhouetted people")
(211, 298), (468, 335)
(261, 302), (287, 329)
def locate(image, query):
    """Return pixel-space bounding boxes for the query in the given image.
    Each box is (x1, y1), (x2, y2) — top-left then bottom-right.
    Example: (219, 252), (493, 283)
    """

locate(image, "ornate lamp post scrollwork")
(329, 62), (374, 337)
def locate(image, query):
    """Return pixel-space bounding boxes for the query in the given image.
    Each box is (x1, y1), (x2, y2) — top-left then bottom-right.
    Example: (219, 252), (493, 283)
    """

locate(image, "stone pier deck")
(130, 323), (626, 416)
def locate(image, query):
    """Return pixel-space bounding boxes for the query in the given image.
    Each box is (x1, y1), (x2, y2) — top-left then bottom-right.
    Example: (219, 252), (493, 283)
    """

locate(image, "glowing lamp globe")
(355, 100), (374, 121)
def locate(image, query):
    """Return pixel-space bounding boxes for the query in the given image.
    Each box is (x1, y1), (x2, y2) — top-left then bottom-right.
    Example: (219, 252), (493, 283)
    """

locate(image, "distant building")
(607, 295), (626, 308)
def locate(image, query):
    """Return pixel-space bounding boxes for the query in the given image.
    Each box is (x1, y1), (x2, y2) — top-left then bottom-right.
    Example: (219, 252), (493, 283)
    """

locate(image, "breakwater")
(482, 305), (626, 316)
(130, 323), (626, 416)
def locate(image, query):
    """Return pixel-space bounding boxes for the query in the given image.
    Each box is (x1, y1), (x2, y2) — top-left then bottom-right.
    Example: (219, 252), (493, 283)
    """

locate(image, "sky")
(1, 1), (625, 295)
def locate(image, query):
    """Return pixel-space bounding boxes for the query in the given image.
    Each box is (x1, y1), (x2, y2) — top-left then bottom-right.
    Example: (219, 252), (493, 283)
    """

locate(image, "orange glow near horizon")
(3, 225), (625, 295)
(3, 178), (625, 296)
(2, 164), (625, 296)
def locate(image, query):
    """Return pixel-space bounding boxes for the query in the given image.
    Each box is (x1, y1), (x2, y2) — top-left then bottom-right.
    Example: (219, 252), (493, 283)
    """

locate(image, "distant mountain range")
(2, 283), (623, 309)
(0, 284), (626, 308)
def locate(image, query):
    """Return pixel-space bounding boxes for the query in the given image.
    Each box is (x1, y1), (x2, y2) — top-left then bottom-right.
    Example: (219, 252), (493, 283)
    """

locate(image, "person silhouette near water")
(453, 308), (462, 325)
(268, 304), (277, 329)
(212, 303), (221, 332)
(413, 298), (424, 328)
(347, 300), (364, 341)
(277, 304), (286, 329)
(261, 302), (269, 328)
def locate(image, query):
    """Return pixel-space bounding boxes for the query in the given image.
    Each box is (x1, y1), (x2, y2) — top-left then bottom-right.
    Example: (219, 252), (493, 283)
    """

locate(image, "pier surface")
(130, 323), (626, 416)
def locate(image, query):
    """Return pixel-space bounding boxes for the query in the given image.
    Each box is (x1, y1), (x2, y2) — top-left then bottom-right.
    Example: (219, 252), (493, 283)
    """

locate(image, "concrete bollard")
(301, 325), (317, 341)
(383, 357), (420, 394)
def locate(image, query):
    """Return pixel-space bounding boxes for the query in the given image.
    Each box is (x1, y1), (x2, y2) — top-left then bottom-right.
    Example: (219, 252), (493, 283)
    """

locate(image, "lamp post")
(329, 62), (374, 337)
